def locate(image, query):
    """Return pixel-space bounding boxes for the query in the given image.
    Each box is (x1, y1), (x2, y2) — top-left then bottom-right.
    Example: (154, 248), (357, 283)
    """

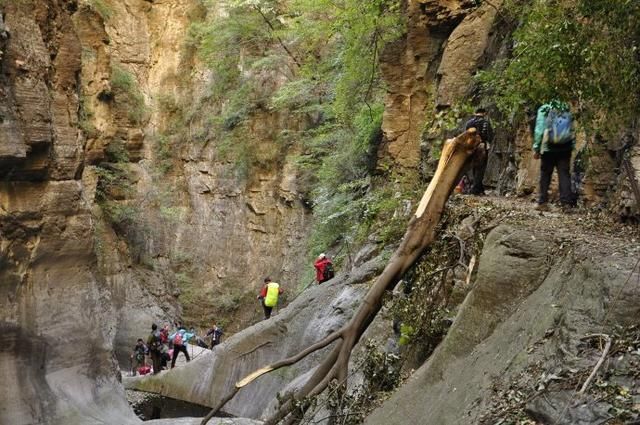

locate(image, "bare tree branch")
(252, 5), (301, 72)
(578, 334), (612, 396)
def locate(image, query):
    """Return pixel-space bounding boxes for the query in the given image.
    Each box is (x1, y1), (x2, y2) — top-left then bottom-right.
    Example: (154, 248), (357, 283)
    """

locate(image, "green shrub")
(104, 139), (129, 163)
(110, 64), (148, 124)
(88, 0), (113, 20)
(478, 0), (640, 137)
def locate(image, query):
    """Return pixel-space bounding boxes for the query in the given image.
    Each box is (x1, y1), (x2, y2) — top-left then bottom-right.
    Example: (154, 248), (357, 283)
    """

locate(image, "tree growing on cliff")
(201, 129), (482, 425)
(478, 0), (640, 137)
(190, 0), (407, 261)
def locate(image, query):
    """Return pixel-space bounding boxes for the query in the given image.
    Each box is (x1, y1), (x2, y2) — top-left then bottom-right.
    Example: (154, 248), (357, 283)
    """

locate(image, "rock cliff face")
(0, 0), (311, 423)
(378, 0), (489, 173)
(0, 1), (133, 423)
(82, 0), (312, 350)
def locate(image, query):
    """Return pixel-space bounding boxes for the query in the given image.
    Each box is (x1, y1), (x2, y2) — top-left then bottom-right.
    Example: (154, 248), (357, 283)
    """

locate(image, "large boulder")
(365, 224), (640, 424)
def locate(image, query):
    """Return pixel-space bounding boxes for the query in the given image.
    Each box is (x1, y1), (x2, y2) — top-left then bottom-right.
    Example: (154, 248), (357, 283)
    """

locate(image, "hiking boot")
(534, 203), (550, 212)
(561, 204), (575, 214)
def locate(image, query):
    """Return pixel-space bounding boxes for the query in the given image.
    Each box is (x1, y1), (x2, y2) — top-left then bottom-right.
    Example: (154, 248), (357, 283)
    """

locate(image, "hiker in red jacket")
(314, 253), (334, 284)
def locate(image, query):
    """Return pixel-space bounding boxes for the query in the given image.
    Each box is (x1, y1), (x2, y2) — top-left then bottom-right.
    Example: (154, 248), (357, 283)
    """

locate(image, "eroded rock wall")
(75, 0), (312, 358)
(378, 0), (501, 176)
(0, 0), (313, 422)
(0, 1), (136, 423)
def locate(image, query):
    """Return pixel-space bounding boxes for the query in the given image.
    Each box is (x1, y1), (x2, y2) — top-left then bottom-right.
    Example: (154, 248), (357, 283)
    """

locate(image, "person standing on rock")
(130, 338), (148, 376)
(160, 323), (171, 370)
(464, 108), (494, 195)
(146, 323), (163, 375)
(170, 329), (190, 368)
(314, 253), (335, 284)
(206, 322), (223, 349)
(533, 100), (575, 211)
(257, 277), (283, 320)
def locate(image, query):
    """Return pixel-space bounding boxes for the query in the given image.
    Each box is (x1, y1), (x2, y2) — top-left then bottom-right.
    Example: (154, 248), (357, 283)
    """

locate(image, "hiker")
(533, 101), (575, 211)
(257, 277), (283, 320)
(313, 253), (335, 284)
(170, 329), (190, 368)
(206, 323), (223, 349)
(130, 338), (148, 376)
(464, 107), (494, 195)
(160, 323), (170, 344)
(146, 323), (163, 375)
(160, 323), (171, 370)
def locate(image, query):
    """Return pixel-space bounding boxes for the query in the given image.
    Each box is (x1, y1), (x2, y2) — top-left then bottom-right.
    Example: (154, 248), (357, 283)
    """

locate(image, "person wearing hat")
(314, 253), (334, 284)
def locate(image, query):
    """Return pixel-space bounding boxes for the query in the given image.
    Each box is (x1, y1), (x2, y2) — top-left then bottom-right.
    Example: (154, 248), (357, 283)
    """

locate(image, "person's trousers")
(461, 144), (487, 195)
(539, 150), (574, 205)
(470, 148), (488, 195)
(171, 344), (190, 368)
(150, 351), (162, 375)
(262, 301), (273, 320)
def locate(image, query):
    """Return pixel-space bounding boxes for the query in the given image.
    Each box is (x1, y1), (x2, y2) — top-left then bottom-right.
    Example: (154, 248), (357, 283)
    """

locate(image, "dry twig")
(578, 333), (612, 397)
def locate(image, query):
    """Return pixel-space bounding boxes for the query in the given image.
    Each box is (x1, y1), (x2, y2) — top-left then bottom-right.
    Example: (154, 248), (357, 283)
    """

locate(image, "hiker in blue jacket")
(533, 101), (576, 211)
(170, 329), (191, 368)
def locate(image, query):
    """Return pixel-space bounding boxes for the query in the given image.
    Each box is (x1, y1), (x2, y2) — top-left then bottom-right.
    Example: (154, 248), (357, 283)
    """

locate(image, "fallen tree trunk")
(201, 129), (481, 425)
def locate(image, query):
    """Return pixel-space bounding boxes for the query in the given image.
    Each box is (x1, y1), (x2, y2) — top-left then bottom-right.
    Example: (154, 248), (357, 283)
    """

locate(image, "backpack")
(543, 109), (573, 145)
(323, 262), (335, 281)
(264, 282), (280, 307)
(174, 332), (183, 346)
(465, 116), (490, 144)
(148, 331), (162, 352)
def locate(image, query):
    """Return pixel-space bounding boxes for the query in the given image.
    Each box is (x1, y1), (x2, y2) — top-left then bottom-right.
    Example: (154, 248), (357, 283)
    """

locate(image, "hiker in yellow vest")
(257, 277), (283, 320)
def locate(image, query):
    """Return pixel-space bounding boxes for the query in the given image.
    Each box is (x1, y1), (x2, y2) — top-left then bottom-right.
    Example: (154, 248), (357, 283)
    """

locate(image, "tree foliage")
(191, 0), (406, 258)
(478, 0), (640, 136)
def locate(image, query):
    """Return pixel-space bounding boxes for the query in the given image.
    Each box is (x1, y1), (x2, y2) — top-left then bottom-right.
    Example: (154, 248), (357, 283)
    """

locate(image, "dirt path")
(457, 193), (640, 254)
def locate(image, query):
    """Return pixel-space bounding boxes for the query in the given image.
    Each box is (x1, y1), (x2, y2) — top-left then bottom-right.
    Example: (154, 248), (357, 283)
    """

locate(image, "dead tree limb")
(252, 5), (301, 72)
(578, 333), (612, 396)
(200, 129), (481, 425)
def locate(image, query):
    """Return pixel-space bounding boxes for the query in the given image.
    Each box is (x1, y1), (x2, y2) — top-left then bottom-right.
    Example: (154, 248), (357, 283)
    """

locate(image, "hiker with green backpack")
(532, 100), (576, 212)
(257, 277), (283, 320)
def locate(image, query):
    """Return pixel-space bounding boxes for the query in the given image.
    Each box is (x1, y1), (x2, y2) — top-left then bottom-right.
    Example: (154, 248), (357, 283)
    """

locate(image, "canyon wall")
(0, 0), (311, 422)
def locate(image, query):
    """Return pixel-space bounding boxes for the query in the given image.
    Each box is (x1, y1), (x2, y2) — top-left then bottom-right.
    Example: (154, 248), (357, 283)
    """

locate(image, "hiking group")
(460, 103), (577, 212)
(130, 103), (576, 376)
(132, 255), (335, 375)
(131, 321), (224, 376)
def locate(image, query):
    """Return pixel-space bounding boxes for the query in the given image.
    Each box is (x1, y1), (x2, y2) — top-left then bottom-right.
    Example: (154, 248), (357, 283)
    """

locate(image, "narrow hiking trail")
(458, 193), (640, 253)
